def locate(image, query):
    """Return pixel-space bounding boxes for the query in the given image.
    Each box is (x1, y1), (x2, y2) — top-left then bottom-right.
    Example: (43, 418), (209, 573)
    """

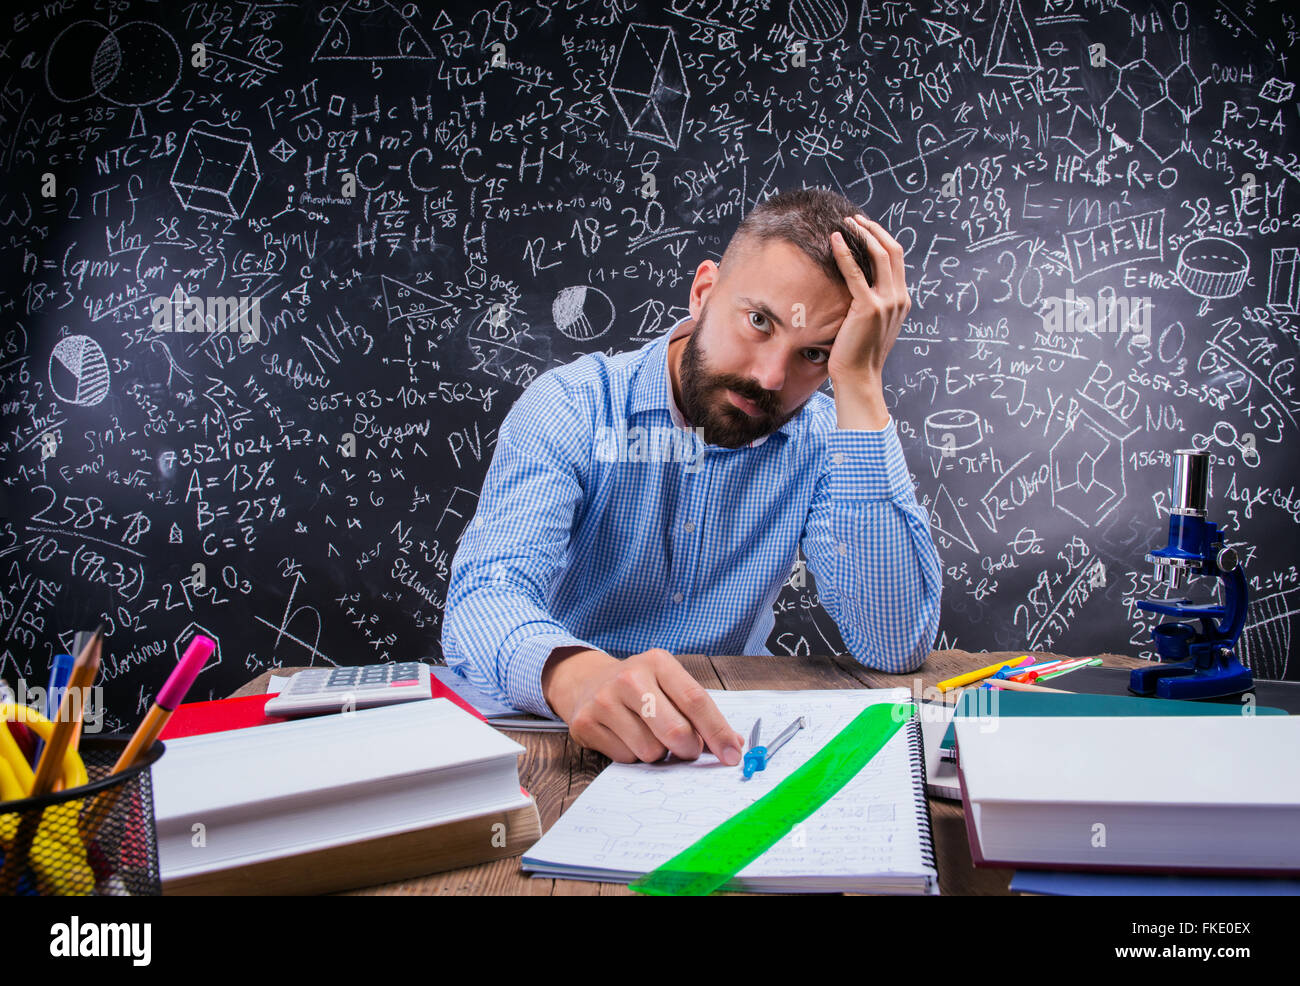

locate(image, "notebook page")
(525, 688), (933, 883)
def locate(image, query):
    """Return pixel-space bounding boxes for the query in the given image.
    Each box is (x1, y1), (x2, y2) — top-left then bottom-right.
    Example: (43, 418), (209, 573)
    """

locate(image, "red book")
(158, 673), (486, 741)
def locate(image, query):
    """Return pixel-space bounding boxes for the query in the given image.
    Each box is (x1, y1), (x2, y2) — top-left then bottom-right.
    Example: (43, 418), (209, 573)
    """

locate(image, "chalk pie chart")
(49, 335), (110, 406)
(552, 286), (614, 341)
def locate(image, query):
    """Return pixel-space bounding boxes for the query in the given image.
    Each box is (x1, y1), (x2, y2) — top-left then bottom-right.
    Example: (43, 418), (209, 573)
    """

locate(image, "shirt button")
(683, 521), (695, 533)
(832, 452), (846, 465)
(836, 542), (848, 556)
(672, 592), (683, 603)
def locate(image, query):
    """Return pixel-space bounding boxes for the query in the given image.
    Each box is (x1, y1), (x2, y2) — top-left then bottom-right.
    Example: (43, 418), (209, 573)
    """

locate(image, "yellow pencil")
(0, 625), (102, 893)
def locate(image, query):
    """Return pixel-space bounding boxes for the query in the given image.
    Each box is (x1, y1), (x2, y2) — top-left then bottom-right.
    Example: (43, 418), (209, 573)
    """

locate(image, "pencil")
(67, 631), (94, 754)
(80, 633), (214, 847)
(0, 625), (102, 893)
(937, 656), (1033, 692)
(981, 678), (1073, 693)
(110, 633), (213, 773)
(29, 626), (102, 797)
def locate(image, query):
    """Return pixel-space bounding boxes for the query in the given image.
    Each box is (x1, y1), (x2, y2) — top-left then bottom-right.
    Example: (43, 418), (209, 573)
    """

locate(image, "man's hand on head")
(542, 645), (745, 765)
(826, 216), (911, 430)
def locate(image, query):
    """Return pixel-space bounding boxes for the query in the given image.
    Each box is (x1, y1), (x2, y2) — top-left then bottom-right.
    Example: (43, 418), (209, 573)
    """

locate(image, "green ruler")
(630, 701), (916, 896)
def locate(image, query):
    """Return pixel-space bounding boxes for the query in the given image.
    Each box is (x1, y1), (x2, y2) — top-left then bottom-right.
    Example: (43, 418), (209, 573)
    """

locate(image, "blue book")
(1011, 870), (1300, 895)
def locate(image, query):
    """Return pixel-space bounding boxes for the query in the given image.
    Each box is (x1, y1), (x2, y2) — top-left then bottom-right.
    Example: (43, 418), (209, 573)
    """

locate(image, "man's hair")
(719, 186), (875, 289)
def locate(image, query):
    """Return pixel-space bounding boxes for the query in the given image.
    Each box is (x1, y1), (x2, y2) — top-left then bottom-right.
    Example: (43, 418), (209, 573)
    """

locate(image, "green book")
(940, 690), (1286, 751)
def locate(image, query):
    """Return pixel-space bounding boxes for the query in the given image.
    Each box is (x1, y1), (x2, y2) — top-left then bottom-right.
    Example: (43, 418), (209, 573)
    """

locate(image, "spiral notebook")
(522, 688), (938, 894)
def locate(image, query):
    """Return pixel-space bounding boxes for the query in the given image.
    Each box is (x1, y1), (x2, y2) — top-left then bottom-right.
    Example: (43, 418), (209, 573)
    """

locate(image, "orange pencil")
(80, 634), (214, 847)
(29, 626), (102, 796)
(54, 630), (96, 793)
(110, 634), (213, 773)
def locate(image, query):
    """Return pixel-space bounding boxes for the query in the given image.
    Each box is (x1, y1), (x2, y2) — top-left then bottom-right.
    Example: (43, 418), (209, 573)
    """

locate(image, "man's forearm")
(831, 375), (891, 431)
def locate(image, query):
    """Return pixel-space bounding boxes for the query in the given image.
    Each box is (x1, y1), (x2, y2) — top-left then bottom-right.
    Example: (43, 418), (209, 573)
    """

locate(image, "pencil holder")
(0, 736), (165, 896)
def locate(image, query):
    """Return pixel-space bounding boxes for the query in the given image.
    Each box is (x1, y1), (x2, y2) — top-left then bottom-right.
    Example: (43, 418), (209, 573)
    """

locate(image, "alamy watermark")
(595, 424), (706, 473)
(149, 292), (261, 342)
(8, 678), (104, 733)
(1040, 288), (1151, 341)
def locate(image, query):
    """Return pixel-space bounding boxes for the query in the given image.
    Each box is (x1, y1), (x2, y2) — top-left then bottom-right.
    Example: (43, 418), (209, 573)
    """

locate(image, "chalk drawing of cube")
(170, 127), (260, 218)
(609, 24), (690, 150)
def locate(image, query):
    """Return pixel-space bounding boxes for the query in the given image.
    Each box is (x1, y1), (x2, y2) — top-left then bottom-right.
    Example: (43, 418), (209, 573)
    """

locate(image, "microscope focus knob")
(1216, 546), (1239, 572)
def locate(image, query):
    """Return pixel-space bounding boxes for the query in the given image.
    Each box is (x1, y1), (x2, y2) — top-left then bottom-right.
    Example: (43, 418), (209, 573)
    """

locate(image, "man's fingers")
(612, 676), (705, 760)
(843, 216), (894, 302)
(830, 229), (877, 298)
(601, 699), (671, 763)
(862, 218), (909, 301)
(655, 659), (744, 766)
(580, 719), (640, 764)
(608, 663), (706, 760)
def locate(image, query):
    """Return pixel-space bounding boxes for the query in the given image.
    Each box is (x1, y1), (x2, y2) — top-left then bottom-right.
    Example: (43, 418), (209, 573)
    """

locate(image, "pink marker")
(111, 634), (215, 773)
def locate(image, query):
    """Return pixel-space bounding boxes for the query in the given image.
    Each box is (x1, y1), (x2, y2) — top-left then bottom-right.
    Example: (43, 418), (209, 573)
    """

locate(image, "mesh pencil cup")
(0, 736), (165, 896)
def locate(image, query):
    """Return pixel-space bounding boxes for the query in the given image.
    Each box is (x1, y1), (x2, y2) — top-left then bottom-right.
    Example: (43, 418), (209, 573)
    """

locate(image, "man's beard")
(677, 303), (802, 449)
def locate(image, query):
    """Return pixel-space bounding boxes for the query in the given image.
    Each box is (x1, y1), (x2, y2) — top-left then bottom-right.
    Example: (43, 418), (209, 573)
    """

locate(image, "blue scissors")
(742, 716), (807, 779)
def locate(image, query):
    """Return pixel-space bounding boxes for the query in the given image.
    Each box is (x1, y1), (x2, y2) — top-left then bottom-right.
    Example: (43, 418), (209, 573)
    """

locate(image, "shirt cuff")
(500, 626), (595, 720)
(826, 419), (914, 501)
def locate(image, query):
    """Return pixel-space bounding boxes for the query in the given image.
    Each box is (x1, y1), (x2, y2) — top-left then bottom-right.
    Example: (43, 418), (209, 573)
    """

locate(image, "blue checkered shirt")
(442, 318), (943, 718)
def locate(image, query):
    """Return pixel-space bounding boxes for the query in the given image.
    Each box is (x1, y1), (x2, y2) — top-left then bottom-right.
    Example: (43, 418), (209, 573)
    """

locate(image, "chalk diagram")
(1260, 78), (1295, 103)
(1267, 248), (1300, 313)
(269, 139), (297, 164)
(1240, 586), (1295, 681)
(609, 24), (690, 150)
(1176, 237), (1250, 312)
(553, 286), (614, 341)
(793, 124), (845, 165)
(851, 85), (901, 145)
(924, 409), (982, 456)
(49, 335), (109, 406)
(313, 1), (435, 61)
(381, 274), (448, 334)
(984, 0), (1041, 78)
(788, 0), (848, 42)
(1049, 411), (1133, 527)
(175, 622), (221, 675)
(1098, 37), (1201, 163)
(45, 19), (181, 106)
(854, 125), (978, 200)
(170, 127), (260, 219)
(929, 483), (979, 555)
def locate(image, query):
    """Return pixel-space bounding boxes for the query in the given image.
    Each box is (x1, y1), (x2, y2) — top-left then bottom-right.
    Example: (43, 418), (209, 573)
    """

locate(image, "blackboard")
(2, 0), (1298, 730)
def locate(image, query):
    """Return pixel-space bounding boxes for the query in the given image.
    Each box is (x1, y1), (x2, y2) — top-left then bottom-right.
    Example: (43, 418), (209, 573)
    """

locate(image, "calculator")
(264, 662), (432, 718)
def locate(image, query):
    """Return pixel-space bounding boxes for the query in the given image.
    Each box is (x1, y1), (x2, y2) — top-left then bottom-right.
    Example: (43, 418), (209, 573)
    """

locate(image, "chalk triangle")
(930, 482), (978, 553)
(985, 0), (1042, 78)
(852, 85), (901, 144)
(923, 18), (961, 47)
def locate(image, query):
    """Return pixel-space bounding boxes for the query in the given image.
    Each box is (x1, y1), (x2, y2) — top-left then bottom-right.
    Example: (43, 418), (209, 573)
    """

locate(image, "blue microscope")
(1130, 450), (1255, 700)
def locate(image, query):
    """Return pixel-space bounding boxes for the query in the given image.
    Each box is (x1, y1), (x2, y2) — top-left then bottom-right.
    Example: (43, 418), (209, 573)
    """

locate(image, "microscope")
(1130, 450), (1255, 700)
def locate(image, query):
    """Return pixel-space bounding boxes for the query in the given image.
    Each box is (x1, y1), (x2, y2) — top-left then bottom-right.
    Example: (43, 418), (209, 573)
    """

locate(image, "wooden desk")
(232, 649), (1145, 896)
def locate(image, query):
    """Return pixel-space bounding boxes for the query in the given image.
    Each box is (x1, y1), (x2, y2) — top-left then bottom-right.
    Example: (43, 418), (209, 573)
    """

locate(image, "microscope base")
(1128, 659), (1255, 701)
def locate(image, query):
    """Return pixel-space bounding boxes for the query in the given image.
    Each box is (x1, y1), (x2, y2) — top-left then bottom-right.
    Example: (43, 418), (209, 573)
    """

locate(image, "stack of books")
(951, 697), (1300, 891)
(152, 699), (540, 894)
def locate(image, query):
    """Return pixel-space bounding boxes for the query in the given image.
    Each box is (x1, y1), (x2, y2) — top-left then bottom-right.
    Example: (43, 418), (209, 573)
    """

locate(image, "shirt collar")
(629, 316), (800, 446)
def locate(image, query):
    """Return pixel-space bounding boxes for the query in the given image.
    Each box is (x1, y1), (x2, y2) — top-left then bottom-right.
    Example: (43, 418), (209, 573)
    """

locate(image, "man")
(442, 187), (942, 765)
